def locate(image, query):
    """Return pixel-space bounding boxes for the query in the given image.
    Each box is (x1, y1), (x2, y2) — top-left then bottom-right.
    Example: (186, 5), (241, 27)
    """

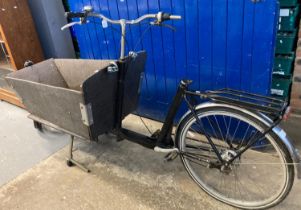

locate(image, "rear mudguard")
(177, 102), (301, 179)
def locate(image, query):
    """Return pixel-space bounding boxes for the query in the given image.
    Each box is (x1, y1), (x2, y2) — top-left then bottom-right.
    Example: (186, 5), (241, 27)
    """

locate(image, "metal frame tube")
(120, 19), (126, 59)
(156, 80), (190, 147)
(67, 135), (90, 173)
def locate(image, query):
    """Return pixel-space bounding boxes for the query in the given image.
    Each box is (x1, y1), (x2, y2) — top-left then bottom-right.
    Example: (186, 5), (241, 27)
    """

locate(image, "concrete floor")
(0, 101), (69, 186)
(0, 101), (300, 209)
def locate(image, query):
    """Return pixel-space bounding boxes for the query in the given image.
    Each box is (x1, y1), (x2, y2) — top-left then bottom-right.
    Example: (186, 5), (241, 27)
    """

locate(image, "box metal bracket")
(80, 103), (94, 126)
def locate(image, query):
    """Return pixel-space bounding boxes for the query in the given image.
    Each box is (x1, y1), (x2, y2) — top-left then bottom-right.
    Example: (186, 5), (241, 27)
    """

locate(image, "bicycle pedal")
(164, 152), (178, 162)
(154, 146), (179, 153)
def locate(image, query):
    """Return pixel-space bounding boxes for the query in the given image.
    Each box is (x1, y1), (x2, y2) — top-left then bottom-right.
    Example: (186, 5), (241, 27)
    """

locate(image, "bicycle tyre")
(175, 106), (294, 209)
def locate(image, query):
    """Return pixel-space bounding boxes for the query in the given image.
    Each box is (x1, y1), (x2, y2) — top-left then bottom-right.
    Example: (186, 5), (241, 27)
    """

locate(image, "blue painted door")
(67, 0), (278, 121)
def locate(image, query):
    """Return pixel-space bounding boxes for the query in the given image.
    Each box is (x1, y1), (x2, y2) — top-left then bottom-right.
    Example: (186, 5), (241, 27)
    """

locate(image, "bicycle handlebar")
(61, 8), (181, 59)
(65, 12), (86, 19)
(61, 21), (82, 31)
(62, 11), (181, 30)
(169, 15), (182, 20)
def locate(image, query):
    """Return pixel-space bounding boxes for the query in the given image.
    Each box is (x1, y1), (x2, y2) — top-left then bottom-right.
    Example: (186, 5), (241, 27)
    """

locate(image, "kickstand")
(66, 135), (90, 173)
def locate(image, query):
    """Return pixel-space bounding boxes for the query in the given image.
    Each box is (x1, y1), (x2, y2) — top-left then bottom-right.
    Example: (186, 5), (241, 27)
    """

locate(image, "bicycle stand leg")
(66, 135), (90, 173)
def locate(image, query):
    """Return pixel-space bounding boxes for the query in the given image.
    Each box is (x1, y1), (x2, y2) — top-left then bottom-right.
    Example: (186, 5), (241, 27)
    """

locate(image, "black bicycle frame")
(115, 60), (287, 165)
(116, 77), (226, 163)
(117, 79), (191, 149)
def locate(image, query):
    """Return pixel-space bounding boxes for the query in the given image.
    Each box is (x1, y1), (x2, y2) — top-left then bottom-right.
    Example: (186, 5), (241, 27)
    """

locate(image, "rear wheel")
(176, 106), (294, 209)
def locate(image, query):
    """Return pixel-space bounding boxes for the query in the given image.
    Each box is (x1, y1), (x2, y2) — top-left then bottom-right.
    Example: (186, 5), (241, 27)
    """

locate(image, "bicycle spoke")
(184, 156), (209, 167)
(241, 131), (266, 151)
(245, 169), (266, 196)
(206, 116), (220, 140)
(221, 116), (233, 148)
(178, 109), (292, 208)
(182, 151), (218, 162)
(185, 137), (228, 150)
(230, 120), (241, 145)
(185, 144), (214, 153)
(240, 124), (250, 148)
(225, 116), (232, 142)
(233, 165), (246, 201)
(237, 129), (257, 150)
(213, 115), (226, 143)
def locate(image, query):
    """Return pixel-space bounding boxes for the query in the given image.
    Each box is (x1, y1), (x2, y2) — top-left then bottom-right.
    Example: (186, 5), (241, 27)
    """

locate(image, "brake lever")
(150, 21), (176, 31)
(61, 19), (90, 31)
(61, 21), (82, 31)
(160, 23), (176, 31)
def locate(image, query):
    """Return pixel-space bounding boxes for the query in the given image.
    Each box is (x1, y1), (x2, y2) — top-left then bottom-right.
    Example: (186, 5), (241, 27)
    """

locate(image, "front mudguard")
(177, 102), (301, 179)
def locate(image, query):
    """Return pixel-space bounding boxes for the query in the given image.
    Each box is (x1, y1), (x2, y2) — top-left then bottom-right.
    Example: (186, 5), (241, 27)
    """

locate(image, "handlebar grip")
(65, 12), (86, 19)
(161, 13), (182, 21)
(170, 15), (182, 20)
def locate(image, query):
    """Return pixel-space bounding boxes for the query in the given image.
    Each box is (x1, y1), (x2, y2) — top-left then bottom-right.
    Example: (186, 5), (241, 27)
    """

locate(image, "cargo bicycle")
(6, 6), (301, 209)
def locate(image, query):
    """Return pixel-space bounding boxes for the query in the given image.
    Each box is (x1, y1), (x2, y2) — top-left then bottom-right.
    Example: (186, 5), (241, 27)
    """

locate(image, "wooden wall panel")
(0, 88), (24, 108)
(0, 0), (44, 108)
(0, 0), (44, 70)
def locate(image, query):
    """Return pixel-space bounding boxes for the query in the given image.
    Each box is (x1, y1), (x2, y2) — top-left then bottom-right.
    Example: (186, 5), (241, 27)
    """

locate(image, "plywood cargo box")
(5, 52), (146, 140)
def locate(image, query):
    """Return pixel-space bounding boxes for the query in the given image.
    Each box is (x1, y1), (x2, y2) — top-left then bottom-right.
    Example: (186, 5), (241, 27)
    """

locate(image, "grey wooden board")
(0, 68), (12, 77)
(5, 56), (146, 140)
(28, 114), (86, 140)
(55, 59), (114, 90)
(82, 65), (118, 139)
(5, 58), (118, 140)
(8, 59), (68, 88)
(122, 52), (147, 118)
(6, 78), (90, 139)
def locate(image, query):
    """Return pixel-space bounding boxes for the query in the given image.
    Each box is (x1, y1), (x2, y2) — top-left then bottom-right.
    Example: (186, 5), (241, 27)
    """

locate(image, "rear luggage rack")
(205, 88), (288, 119)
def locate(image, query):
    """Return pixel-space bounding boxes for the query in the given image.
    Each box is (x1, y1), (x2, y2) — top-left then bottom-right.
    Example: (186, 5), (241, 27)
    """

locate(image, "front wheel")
(176, 106), (294, 209)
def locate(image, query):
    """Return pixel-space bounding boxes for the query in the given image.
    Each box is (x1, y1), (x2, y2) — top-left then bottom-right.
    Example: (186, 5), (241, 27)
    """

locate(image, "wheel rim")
(179, 111), (289, 209)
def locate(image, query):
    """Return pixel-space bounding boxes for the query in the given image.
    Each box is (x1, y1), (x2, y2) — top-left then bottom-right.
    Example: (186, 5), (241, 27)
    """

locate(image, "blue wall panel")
(67, 0), (278, 121)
